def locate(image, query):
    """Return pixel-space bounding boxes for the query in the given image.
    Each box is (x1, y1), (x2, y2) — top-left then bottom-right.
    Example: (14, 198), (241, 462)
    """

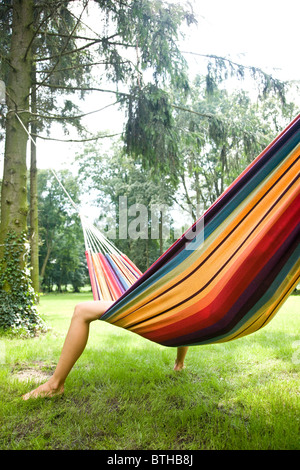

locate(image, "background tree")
(28, 1), (95, 293)
(172, 75), (298, 219)
(0, 0), (43, 333)
(37, 169), (88, 292)
(76, 141), (176, 271)
(0, 0), (196, 333)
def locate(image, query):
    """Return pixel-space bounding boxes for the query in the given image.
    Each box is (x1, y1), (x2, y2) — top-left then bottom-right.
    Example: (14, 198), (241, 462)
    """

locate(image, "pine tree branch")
(172, 104), (214, 119)
(32, 132), (122, 142)
(32, 83), (218, 119)
(34, 82), (130, 97)
(36, 30), (123, 44)
(180, 50), (287, 83)
(66, 7), (117, 43)
(66, 9), (134, 48)
(29, 100), (120, 121)
(35, 38), (102, 62)
(0, 52), (16, 71)
(34, 1), (88, 95)
(25, 8), (58, 60)
(36, 59), (131, 74)
(37, 31), (99, 41)
(34, 0), (79, 9)
(35, 37), (134, 63)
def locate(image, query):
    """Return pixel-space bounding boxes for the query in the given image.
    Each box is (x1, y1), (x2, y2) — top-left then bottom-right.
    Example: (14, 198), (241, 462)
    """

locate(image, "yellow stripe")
(108, 145), (300, 325)
(111, 151), (300, 329)
(92, 253), (113, 301)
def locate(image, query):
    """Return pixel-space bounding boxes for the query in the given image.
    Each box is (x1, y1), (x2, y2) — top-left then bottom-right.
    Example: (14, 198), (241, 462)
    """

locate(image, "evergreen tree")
(0, 0), (195, 332)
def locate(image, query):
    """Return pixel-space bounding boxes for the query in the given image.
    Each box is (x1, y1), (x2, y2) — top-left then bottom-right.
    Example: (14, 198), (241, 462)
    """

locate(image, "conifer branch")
(32, 132), (121, 142)
(34, 82), (130, 97)
(34, 1), (88, 94)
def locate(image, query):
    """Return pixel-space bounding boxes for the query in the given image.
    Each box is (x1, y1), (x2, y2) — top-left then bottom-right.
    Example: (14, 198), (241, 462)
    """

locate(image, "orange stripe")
(108, 147), (300, 325)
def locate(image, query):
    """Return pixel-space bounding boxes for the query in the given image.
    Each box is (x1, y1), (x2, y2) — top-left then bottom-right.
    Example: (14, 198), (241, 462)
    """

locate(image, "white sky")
(1, 0), (299, 175)
(187, 0), (300, 81)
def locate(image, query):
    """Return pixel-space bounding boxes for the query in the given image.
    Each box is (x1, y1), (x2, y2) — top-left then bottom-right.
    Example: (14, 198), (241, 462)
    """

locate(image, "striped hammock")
(81, 217), (142, 301)
(85, 114), (300, 347)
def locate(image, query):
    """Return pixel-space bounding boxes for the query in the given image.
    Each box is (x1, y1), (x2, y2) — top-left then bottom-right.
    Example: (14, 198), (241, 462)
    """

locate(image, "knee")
(72, 303), (89, 323)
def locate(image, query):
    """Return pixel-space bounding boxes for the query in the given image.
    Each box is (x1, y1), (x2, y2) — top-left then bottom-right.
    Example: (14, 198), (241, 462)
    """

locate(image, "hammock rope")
(15, 112), (300, 347)
(15, 112), (143, 302)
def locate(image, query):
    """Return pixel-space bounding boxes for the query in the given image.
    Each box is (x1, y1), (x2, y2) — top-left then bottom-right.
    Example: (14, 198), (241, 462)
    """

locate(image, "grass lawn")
(0, 292), (299, 450)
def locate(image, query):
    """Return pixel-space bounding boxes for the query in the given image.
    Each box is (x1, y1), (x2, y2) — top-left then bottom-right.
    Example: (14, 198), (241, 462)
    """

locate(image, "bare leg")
(174, 346), (189, 371)
(22, 300), (114, 400)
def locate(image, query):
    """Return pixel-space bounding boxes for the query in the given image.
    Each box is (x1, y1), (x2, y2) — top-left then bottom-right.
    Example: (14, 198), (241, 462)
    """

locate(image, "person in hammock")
(22, 300), (189, 400)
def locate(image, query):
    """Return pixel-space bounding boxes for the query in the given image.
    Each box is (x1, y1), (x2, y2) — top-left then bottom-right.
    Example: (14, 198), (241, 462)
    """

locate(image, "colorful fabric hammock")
(81, 218), (142, 302)
(95, 114), (300, 347)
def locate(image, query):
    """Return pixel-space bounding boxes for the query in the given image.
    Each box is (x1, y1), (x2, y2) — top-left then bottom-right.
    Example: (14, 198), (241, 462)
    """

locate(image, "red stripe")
(85, 251), (99, 300)
(143, 193), (300, 343)
(121, 253), (143, 276)
(98, 253), (123, 299)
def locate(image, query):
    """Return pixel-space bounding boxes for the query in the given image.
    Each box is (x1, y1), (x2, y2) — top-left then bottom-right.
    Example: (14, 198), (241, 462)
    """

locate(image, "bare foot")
(173, 361), (185, 371)
(22, 379), (64, 400)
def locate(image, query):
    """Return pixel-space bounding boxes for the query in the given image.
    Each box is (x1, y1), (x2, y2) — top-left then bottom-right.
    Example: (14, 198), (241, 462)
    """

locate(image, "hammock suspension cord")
(15, 112), (142, 301)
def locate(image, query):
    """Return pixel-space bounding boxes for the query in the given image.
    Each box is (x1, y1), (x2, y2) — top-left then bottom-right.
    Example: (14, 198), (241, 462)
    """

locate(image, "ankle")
(48, 375), (64, 391)
(174, 360), (185, 371)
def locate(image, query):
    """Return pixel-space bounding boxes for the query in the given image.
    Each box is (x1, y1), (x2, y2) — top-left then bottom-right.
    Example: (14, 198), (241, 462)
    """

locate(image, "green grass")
(0, 292), (299, 450)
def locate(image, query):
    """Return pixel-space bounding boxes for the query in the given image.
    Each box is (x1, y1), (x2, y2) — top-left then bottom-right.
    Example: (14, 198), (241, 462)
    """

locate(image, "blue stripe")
(105, 254), (131, 291)
(101, 130), (300, 321)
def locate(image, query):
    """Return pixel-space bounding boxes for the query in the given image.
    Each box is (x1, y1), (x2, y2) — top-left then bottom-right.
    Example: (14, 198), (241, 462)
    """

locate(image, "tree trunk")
(40, 242), (52, 284)
(0, 0), (34, 265)
(29, 67), (40, 295)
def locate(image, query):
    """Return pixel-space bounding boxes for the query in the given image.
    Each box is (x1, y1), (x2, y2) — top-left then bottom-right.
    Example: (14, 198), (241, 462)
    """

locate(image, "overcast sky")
(184, 0), (299, 81)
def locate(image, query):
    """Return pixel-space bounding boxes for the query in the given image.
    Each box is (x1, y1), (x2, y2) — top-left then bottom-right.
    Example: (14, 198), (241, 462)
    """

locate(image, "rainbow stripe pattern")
(82, 214), (142, 301)
(85, 249), (142, 301)
(98, 115), (300, 347)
